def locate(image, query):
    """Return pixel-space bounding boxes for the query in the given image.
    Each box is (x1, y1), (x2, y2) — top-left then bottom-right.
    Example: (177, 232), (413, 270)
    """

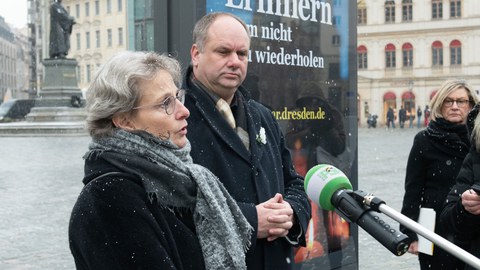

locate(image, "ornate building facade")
(63, 0), (128, 91)
(357, 0), (480, 126)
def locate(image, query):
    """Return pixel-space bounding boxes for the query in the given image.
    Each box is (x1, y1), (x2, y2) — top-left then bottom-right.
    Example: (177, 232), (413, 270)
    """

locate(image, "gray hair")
(429, 79), (478, 121)
(85, 51), (182, 138)
(193, 12), (250, 52)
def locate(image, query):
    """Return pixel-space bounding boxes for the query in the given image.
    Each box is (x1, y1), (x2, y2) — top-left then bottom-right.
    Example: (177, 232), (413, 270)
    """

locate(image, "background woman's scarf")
(85, 129), (252, 269)
(425, 118), (470, 158)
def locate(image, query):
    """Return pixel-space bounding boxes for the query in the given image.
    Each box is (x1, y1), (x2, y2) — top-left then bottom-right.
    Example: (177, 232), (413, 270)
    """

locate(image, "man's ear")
(112, 113), (136, 131)
(191, 44), (200, 67)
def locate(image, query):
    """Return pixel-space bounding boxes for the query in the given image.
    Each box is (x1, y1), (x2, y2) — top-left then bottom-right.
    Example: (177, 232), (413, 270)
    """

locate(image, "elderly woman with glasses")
(68, 51), (252, 270)
(400, 79), (478, 269)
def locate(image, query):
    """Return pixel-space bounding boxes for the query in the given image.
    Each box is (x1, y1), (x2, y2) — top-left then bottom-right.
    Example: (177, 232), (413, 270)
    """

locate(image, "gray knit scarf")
(86, 129), (252, 269)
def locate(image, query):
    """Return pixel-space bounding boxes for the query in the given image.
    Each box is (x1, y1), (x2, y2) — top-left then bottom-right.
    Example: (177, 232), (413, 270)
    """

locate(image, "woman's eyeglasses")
(443, 98), (470, 108)
(133, 89), (186, 115)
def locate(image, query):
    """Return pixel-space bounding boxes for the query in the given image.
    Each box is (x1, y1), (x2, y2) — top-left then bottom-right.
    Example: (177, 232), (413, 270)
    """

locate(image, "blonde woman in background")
(400, 79), (478, 269)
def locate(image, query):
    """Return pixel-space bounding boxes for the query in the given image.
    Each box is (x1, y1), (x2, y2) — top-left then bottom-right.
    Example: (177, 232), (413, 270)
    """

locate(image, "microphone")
(304, 164), (410, 256)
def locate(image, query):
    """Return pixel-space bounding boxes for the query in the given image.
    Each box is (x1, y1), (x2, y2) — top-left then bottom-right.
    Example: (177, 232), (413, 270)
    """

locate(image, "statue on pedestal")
(49, 0), (75, 59)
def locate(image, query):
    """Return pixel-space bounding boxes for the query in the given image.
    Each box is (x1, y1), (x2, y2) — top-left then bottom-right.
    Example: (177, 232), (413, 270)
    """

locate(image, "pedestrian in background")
(400, 79), (478, 270)
(68, 51), (252, 269)
(183, 12), (311, 270)
(417, 106), (422, 128)
(399, 106), (407, 128)
(409, 107), (414, 128)
(424, 105), (431, 127)
(441, 103), (480, 270)
(387, 106), (395, 128)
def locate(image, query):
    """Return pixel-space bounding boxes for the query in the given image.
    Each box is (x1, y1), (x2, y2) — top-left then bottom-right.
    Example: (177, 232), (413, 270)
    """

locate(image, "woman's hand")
(407, 240), (419, 255)
(461, 189), (480, 215)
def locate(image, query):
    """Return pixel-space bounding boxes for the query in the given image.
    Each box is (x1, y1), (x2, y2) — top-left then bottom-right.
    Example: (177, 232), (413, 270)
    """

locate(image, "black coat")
(69, 157), (205, 270)
(400, 119), (470, 269)
(441, 149), (480, 270)
(183, 67), (311, 270)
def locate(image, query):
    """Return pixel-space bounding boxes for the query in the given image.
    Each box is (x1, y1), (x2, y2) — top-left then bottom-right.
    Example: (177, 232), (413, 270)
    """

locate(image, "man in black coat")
(183, 12), (311, 269)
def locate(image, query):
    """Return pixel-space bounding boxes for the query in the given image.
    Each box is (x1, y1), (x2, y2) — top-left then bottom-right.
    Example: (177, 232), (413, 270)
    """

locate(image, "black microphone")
(304, 164), (411, 256)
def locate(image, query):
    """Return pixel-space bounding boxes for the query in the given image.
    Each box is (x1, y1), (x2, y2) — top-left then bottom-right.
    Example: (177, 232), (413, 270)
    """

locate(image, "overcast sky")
(0, 0), (28, 29)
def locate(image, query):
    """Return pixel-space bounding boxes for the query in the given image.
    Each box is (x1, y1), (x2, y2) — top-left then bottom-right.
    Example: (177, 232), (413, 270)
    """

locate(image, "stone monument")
(26, 0), (85, 122)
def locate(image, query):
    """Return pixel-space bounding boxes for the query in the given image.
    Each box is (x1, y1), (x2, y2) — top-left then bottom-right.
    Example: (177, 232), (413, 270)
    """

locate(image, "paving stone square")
(0, 127), (423, 269)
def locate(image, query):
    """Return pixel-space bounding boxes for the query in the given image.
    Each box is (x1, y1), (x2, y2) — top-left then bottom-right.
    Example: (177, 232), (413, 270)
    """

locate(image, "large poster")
(202, 1), (358, 269)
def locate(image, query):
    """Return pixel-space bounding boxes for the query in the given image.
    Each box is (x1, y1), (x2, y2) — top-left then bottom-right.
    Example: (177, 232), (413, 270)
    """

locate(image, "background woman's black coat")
(400, 120), (470, 269)
(69, 158), (205, 270)
(183, 68), (311, 270)
(441, 149), (480, 270)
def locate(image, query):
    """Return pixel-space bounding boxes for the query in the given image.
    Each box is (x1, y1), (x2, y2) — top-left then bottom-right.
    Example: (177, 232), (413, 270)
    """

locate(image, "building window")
(107, 0), (112, 13)
(118, 0), (123, 11)
(76, 33), (81, 50)
(95, 1), (100, 15)
(357, 45), (368, 69)
(75, 4), (80, 18)
(450, 40), (462, 65)
(134, 0), (154, 51)
(385, 0), (395, 23)
(432, 41), (443, 66)
(77, 65), (82, 83)
(95, 30), (100, 48)
(86, 64), (91, 83)
(402, 0), (412, 21)
(402, 43), (413, 67)
(358, 4), (367, 25)
(85, 2), (90, 17)
(432, 0), (443, 19)
(86, 31), (90, 49)
(385, 43), (396, 68)
(332, 16), (341, 26)
(450, 0), (461, 18)
(107, 29), (112, 47)
(332, 35), (340, 46)
(118, 27), (123, 45)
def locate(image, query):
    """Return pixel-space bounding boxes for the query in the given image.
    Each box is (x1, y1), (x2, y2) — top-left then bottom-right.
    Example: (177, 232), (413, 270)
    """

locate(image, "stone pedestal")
(26, 58), (87, 123)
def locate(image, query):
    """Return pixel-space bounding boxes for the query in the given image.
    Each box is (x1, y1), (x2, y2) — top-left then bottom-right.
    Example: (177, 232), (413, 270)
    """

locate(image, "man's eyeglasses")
(443, 98), (471, 108)
(133, 89), (185, 115)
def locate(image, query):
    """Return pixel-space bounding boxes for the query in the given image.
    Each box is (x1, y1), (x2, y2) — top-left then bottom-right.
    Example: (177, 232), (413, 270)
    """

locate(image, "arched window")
(450, 0), (461, 18)
(358, 0), (367, 25)
(450, 40), (462, 65)
(385, 43), (396, 68)
(402, 0), (412, 21)
(384, 91), (396, 100)
(402, 43), (413, 67)
(432, 0), (443, 19)
(385, 1), (395, 23)
(357, 45), (368, 69)
(432, 41), (443, 66)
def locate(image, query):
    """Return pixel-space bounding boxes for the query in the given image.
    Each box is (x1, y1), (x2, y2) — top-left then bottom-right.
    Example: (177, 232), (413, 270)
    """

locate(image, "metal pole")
(379, 203), (480, 269)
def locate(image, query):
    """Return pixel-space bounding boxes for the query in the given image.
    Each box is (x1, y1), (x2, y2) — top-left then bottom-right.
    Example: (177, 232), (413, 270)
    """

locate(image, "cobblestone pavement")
(0, 127), (423, 269)
(357, 127), (420, 270)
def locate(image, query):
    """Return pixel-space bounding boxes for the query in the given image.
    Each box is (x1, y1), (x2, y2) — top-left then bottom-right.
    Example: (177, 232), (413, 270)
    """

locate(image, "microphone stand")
(352, 190), (480, 269)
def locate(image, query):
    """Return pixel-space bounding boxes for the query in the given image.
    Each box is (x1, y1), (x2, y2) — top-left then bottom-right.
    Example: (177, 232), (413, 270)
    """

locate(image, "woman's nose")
(175, 99), (190, 118)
